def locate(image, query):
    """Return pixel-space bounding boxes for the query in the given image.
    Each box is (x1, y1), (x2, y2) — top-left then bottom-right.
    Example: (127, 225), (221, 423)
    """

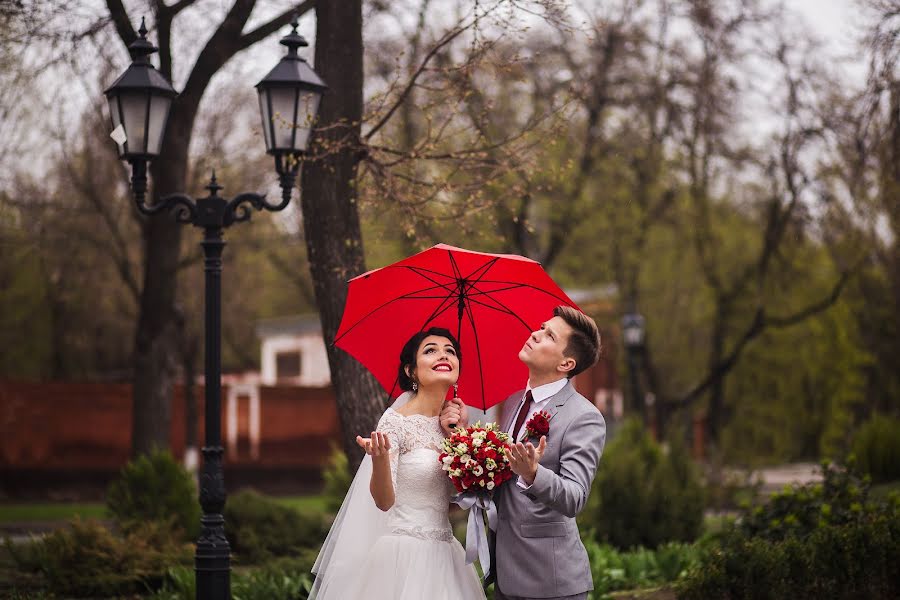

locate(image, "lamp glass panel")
(146, 95), (171, 156)
(257, 90), (274, 151)
(121, 92), (150, 155)
(269, 87), (299, 150)
(292, 91), (321, 151)
(107, 95), (126, 156)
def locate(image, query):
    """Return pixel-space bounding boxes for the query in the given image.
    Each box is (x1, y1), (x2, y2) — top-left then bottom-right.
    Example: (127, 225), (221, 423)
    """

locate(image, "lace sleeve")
(376, 410), (403, 488)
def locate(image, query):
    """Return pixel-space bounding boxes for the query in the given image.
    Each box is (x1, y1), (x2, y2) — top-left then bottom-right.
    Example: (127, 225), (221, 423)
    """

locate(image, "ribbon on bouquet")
(453, 492), (498, 579)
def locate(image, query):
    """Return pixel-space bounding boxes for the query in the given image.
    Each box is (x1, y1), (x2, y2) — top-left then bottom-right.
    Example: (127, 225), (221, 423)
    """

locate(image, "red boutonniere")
(524, 410), (552, 440)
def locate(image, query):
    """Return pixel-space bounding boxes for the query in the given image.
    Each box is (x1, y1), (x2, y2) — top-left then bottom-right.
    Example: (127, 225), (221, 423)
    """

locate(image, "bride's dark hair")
(397, 327), (462, 391)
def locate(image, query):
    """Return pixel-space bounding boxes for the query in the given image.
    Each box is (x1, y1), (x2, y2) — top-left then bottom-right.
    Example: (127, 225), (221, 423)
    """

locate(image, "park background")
(0, 0), (898, 598)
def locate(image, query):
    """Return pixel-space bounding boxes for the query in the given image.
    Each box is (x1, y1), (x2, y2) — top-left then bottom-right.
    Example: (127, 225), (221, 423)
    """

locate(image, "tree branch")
(105, 0), (136, 46)
(364, 24), (468, 141)
(238, 0), (316, 51)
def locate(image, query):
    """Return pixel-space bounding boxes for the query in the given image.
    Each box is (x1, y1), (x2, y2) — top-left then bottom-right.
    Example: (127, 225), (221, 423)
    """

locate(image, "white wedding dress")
(311, 404), (486, 600)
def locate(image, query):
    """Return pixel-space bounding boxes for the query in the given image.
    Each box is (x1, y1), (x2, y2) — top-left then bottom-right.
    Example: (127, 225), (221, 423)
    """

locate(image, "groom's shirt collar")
(526, 377), (569, 404)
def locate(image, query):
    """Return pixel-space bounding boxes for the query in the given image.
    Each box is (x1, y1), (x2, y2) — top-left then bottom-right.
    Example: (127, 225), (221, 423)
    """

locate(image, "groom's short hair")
(554, 306), (601, 378)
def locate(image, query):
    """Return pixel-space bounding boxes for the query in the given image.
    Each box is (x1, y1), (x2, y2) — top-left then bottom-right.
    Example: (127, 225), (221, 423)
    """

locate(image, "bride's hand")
(440, 397), (469, 434)
(356, 431), (391, 457)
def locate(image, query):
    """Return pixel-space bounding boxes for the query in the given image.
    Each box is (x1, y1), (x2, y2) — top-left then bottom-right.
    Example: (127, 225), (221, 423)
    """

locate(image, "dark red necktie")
(511, 390), (534, 440)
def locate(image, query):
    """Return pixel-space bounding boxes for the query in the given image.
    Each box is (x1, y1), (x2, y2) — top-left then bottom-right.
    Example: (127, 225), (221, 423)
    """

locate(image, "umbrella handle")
(448, 383), (459, 429)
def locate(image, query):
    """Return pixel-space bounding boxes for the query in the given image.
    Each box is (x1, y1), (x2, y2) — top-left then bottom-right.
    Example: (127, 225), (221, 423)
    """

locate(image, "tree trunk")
(705, 306), (727, 453)
(301, 0), (384, 472)
(130, 108), (190, 457)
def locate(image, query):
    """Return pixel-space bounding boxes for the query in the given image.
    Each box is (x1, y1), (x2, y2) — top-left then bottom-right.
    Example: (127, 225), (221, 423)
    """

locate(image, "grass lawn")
(273, 495), (329, 514)
(0, 495), (329, 526)
(0, 502), (107, 524)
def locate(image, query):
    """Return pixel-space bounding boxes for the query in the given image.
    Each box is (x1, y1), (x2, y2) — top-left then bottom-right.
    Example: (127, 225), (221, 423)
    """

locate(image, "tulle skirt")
(317, 531), (486, 600)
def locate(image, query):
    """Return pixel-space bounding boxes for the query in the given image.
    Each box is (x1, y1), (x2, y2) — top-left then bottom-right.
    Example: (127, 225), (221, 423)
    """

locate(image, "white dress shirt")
(510, 377), (568, 489)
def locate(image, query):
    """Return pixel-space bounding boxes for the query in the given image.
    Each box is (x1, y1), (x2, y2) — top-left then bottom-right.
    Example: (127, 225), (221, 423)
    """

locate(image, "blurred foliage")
(678, 460), (900, 599)
(850, 415), (900, 484)
(579, 420), (705, 550)
(582, 539), (699, 599)
(224, 488), (329, 565)
(6, 517), (191, 597)
(321, 444), (353, 514)
(106, 449), (200, 541)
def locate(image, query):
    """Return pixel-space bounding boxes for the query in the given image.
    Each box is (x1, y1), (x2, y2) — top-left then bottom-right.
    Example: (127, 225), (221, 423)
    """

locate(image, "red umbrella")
(334, 244), (581, 410)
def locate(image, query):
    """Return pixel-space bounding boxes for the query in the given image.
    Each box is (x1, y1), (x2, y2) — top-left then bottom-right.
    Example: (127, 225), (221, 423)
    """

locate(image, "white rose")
(473, 465), (484, 476)
(456, 443), (468, 453)
(472, 438), (483, 447)
(485, 458), (496, 470)
(442, 455), (454, 465)
(487, 481), (495, 490)
(461, 454), (471, 463)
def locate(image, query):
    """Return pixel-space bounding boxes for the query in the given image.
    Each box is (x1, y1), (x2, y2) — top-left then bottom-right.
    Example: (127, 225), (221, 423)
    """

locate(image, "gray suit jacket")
(493, 380), (606, 598)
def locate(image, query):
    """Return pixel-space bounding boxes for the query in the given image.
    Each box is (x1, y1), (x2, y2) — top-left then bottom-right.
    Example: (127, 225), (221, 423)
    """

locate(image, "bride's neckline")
(388, 407), (440, 420)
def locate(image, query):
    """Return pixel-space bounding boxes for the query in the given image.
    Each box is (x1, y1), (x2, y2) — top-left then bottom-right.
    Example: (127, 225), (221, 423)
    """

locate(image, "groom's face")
(518, 316), (575, 376)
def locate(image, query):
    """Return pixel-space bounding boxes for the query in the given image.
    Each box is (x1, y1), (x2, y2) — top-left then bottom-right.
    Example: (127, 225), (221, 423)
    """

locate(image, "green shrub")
(581, 537), (698, 596)
(7, 518), (191, 597)
(678, 512), (900, 599)
(851, 414), (900, 484)
(149, 556), (317, 600)
(225, 488), (329, 564)
(579, 419), (705, 549)
(679, 460), (900, 599)
(738, 460), (878, 542)
(321, 444), (352, 513)
(106, 449), (200, 540)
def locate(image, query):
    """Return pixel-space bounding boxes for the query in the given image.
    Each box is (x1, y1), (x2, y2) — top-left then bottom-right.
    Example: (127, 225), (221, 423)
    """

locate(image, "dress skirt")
(333, 531), (486, 600)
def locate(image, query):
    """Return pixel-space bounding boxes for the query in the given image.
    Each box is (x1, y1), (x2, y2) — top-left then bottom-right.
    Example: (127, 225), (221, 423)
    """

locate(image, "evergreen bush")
(679, 460), (900, 599)
(7, 518), (191, 597)
(578, 419), (705, 549)
(851, 414), (900, 484)
(321, 444), (352, 513)
(106, 449), (200, 540)
(224, 488), (328, 564)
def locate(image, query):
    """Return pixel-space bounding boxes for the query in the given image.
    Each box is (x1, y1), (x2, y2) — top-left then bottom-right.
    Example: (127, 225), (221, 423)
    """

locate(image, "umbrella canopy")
(334, 244), (580, 410)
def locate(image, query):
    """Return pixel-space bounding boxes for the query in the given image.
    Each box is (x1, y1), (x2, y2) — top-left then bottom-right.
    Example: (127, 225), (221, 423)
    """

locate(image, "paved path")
(749, 462), (823, 495)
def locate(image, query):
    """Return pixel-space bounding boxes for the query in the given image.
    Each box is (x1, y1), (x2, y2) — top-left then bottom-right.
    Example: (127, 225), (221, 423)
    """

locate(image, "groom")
(441, 305), (606, 600)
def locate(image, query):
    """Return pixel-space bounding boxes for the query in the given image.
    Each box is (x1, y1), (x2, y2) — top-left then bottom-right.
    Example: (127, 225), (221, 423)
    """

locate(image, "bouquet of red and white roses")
(438, 421), (512, 579)
(439, 421), (514, 493)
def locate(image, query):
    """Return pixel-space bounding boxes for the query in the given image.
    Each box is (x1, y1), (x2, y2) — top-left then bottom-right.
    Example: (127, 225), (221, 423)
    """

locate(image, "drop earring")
(412, 381), (418, 392)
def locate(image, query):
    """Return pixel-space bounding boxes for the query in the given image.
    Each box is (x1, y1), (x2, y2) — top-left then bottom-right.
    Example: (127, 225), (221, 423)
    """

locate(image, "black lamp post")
(105, 17), (326, 600)
(621, 311), (645, 420)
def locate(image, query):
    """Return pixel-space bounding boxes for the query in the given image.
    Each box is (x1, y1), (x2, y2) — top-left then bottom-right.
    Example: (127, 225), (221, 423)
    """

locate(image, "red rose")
(524, 411), (552, 439)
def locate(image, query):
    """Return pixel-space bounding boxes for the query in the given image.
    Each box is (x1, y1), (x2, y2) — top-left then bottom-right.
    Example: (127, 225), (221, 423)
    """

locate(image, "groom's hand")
(440, 398), (468, 434)
(504, 436), (547, 486)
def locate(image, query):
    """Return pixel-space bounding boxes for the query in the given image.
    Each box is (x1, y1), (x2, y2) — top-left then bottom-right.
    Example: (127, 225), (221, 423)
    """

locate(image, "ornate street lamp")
(104, 18), (177, 203)
(256, 24), (327, 204)
(621, 312), (645, 419)
(105, 17), (325, 600)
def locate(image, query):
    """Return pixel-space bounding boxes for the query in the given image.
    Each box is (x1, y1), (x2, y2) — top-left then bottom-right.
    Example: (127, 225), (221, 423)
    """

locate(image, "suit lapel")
(541, 381), (576, 427)
(502, 391), (525, 434)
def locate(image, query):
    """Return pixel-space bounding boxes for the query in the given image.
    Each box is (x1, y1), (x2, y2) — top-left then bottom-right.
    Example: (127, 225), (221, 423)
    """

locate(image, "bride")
(310, 327), (486, 599)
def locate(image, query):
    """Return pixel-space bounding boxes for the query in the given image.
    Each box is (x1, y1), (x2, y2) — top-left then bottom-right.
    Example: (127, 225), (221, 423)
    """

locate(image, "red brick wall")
(0, 380), (341, 471)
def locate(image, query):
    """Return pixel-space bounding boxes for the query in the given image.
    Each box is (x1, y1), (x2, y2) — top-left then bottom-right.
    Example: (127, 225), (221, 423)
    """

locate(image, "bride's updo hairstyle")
(397, 327), (462, 392)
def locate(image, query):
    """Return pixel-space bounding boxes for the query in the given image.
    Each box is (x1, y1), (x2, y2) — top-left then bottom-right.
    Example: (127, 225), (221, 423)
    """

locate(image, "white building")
(255, 314), (332, 387)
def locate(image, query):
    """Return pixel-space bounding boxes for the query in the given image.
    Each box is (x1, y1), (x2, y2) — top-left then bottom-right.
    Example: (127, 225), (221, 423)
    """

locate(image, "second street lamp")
(621, 312), (645, 421)
(105, 17), (325, 600)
